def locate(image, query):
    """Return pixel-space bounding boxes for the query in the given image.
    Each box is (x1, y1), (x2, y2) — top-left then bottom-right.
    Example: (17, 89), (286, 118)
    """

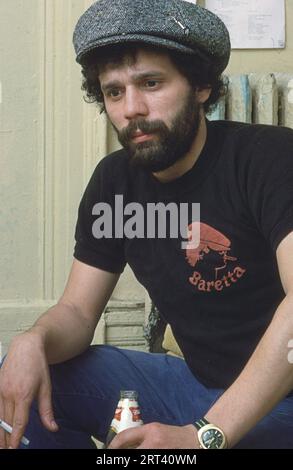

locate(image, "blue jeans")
(3, 345), (293, 448)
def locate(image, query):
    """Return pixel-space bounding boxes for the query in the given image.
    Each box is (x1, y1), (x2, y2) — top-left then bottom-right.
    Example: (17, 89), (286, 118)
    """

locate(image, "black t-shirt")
(74, 120), (293, 389)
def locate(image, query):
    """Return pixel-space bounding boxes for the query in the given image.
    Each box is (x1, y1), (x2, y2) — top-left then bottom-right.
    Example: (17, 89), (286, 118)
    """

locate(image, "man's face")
(99, 49), (204, 172)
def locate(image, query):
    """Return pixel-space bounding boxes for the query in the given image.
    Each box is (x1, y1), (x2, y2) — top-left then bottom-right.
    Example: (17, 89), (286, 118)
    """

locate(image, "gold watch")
(194, 418), (227, 449)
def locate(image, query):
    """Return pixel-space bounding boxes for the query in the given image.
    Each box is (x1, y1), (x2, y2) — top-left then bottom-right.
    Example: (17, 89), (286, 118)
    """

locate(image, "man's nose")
(124, 88), (148, 120)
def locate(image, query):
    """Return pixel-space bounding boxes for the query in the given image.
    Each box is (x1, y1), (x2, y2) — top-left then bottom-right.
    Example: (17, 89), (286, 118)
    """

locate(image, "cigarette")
(0, 419), (30, 446)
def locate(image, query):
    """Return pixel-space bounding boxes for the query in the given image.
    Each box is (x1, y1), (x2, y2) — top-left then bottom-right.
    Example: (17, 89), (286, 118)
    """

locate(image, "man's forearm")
(28, 301), (99, 365)
(204, 292), (293, 448)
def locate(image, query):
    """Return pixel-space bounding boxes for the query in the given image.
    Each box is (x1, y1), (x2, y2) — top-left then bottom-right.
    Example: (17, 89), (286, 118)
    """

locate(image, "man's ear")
(195, 87), (212, 104)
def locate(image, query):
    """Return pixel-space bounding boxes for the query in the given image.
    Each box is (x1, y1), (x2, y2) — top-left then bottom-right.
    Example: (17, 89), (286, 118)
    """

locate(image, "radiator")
(208, 73), (293, 129)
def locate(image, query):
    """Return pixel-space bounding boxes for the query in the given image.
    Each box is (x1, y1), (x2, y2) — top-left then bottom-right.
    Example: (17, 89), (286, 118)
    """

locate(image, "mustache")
(119, 118), (169, 142)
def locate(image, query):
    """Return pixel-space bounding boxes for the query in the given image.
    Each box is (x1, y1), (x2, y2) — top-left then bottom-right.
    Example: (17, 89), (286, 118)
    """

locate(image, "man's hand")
(108, 423), (199, 449)
(0, 331), (58, 449)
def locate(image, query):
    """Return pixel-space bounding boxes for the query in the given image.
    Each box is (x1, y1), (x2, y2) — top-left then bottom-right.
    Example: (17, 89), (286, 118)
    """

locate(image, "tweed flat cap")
(73, 0), (230, 73)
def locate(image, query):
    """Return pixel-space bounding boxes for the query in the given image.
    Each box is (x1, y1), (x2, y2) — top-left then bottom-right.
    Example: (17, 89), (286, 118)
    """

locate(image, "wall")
(0, 0), (292, 355)
(0, 0), (146, 355)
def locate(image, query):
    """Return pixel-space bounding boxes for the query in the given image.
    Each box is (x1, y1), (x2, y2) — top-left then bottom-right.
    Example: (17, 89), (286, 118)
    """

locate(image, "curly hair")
(79, 43), (227, 114)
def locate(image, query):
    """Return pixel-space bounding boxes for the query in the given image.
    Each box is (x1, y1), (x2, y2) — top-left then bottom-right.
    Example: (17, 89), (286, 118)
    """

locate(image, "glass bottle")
(105, 390), (143, 448)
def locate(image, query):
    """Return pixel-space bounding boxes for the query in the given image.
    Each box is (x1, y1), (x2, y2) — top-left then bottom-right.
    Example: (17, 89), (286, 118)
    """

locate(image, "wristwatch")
(194, 418), (227, 449)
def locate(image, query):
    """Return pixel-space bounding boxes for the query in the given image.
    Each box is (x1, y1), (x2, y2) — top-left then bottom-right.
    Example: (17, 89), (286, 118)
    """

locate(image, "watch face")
(201, 428), (225, 449)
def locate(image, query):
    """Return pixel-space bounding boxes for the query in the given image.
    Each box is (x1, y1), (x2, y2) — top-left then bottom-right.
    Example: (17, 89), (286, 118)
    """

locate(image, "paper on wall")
(205, 0), (285, 49)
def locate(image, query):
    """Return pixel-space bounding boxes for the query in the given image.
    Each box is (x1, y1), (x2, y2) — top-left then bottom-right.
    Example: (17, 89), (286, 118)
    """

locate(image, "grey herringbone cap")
(73, 0), (230, 73)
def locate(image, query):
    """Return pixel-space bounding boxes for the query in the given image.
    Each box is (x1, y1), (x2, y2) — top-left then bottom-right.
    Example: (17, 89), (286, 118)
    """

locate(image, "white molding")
(43, 0), (56, 300)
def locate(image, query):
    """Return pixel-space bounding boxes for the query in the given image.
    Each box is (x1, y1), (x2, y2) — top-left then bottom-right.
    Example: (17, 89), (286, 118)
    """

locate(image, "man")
(0, 0), (293, 449)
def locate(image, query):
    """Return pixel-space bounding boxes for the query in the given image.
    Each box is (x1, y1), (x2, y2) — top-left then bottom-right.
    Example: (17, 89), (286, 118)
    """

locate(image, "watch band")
(194, 417), (210, 430)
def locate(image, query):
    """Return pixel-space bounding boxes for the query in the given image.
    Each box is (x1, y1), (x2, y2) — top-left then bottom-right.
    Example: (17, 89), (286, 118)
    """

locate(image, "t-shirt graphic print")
(186, 222), (246, 293)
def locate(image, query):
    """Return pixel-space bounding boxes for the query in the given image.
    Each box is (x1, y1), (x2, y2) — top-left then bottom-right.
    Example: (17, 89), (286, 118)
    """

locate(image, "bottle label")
(105, 393), (143, 447)
(130, 407), (142, 422)
(113, 406), (122, 422)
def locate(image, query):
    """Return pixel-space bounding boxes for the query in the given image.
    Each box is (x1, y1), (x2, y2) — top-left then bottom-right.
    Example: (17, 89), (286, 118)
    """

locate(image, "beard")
(111, 89), (202, 172)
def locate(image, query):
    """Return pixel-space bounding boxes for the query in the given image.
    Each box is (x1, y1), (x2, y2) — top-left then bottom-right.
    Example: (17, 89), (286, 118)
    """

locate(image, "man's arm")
(0, 259), (120, 448)
(34, 259), (120, 364)
(203, 230), (293, 447)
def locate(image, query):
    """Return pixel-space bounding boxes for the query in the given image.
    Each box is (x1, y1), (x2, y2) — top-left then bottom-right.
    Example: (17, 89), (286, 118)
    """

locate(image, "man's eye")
(145, 80), (159, 88)
(107, 89), (121, 99)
